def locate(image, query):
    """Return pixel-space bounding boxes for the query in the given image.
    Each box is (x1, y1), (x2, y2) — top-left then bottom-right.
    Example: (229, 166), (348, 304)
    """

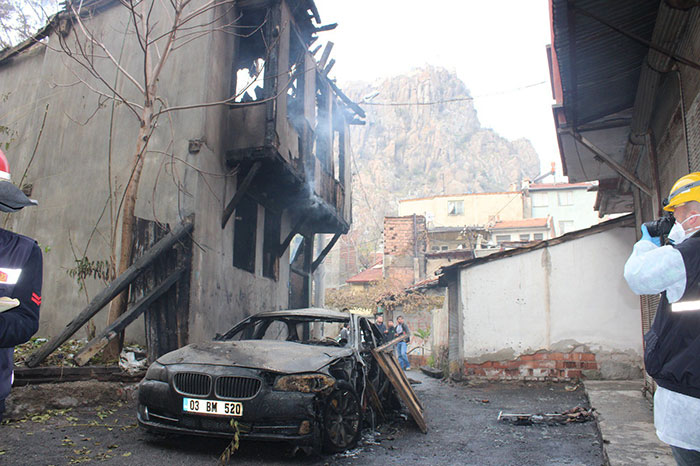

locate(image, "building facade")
(0, 0), (354, 352)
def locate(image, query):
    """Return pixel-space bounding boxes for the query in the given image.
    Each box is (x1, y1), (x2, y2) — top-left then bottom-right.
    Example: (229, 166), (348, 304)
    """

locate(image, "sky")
(314, 0), (560, 176)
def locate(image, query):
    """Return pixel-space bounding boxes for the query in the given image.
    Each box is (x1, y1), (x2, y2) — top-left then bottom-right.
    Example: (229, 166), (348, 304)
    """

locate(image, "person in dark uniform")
(0, 149), (41, 422)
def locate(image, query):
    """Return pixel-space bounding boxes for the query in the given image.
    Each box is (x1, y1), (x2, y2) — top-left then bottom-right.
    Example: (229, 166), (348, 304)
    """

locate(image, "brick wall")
(384, 216), (427, 256)
(460, 351), (598, 381)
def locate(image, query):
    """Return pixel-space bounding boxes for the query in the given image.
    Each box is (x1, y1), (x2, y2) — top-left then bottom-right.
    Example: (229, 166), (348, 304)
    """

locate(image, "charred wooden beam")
(25, 219), (194, 368)
(74, 267), (185, 366)
(318, 41), (334, 69)
(314, 23), (338, 33)
(327, 78), (366, 118)
(13, 366), (144, 386)
(221, 161), (262, 229)
(322, 58), (335, 77)
(277, 215), (308, 258)
(310, 232), (341, 272)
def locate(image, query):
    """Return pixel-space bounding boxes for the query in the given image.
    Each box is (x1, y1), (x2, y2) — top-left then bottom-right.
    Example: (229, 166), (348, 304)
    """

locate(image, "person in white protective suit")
(624, 172), (700, 466)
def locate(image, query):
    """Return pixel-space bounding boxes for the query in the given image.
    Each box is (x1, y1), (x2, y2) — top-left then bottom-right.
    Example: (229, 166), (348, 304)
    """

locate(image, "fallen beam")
(12, 366), (144, 386)
(74, 267), (185, 366)
(25, 220), (194, 368)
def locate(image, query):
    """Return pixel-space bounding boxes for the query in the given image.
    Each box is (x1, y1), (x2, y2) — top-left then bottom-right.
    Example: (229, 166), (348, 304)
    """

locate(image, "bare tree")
(52, 0), (264, 358)
(0, 0), (57, 49)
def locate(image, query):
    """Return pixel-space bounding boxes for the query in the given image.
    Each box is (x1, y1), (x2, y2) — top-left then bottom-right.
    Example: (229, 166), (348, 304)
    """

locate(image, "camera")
(643, 213), (675, 238)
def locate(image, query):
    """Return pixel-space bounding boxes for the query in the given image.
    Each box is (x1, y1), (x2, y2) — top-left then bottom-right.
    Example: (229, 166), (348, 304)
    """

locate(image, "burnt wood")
(310, 232), (341, 272)
(73, 267), (185, 366)
(221, 161), (262, 229)
(25, 220), (194, 368)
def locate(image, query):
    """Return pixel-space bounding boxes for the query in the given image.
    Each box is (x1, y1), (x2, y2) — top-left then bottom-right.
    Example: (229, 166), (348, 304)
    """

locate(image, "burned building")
(0, 0), (356, 359)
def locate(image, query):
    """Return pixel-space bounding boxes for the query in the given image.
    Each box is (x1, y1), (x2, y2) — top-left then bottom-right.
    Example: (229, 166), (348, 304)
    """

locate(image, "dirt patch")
(5, 381), (137, 420)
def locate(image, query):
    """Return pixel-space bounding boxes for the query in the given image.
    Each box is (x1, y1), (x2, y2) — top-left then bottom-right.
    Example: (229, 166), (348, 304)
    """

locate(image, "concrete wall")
(398, 191), (523, 228)
(0, 1), (295, 344)
(457, 223), (642, 380)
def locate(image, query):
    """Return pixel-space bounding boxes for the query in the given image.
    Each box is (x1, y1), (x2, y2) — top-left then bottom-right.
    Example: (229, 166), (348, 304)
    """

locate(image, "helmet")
(0, 149), (37, 212)
(664, 172), (700, 212)
(0, 150), (10, 181)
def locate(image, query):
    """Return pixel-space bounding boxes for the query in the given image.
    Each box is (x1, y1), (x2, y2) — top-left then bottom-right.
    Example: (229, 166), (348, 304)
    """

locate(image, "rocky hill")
(341, 66), (540, 259)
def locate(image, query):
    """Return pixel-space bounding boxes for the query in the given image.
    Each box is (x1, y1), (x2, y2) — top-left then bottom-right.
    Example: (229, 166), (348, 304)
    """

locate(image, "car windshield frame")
(216, 314), (353, 347)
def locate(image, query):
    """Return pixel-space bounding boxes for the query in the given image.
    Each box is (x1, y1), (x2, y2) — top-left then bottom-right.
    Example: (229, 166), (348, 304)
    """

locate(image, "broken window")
(447, 200), (464, 216)
(263, 207), (281, 280)
(233, 194), (258, 274)
(232, 8), (269, 103)
(235, 58), (266, 102)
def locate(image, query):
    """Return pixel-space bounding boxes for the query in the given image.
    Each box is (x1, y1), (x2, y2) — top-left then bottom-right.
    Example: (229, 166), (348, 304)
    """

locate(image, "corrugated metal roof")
(551, 0), (658, 126)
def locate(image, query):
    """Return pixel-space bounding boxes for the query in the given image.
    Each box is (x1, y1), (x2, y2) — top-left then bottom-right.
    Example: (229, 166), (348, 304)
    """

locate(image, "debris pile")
(497, 406), (596, 425)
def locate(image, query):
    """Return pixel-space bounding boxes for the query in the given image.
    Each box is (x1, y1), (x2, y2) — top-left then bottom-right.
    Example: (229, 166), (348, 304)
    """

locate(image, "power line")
(361, 81), (547, 107)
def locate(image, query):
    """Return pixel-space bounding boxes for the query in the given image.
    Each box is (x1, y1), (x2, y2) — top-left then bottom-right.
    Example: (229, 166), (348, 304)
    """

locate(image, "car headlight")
(273, 373), (335, 393)
(144, 361), (168, 382)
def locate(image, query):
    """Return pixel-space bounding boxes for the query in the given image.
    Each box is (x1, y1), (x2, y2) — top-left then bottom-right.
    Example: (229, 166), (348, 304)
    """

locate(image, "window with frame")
(447, 200), (464, 216)
(558, 191), (573, 206)
(496, 234), (511, 244)
(533, 233), (544, 241)
(559, 220), (574, 234)
(519, 233), (530, 241)
(532, 192), (548, 207)
(233, 194), (258, 273)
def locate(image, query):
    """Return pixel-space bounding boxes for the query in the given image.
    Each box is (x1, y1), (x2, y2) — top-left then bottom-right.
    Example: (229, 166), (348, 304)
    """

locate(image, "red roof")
(346, 258), (383, 284)
(492, 217), (550, 229)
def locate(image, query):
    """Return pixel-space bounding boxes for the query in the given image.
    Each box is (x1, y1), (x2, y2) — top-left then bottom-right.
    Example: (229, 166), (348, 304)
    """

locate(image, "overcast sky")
(314, 0), (559, 176)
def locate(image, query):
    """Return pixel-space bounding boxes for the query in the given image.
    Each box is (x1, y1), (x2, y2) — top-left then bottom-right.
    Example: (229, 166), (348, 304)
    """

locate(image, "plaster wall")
(0, 0), (294, 344)
(459, 224), (642, 378)
(399, 192), (523, 228)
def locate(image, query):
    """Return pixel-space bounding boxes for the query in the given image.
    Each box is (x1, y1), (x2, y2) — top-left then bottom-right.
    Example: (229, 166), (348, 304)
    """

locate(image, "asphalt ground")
(0, 372), (604, 465)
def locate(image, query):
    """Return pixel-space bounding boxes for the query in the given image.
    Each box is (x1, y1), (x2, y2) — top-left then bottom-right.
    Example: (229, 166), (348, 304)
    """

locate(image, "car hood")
(157, 340), (354, 373)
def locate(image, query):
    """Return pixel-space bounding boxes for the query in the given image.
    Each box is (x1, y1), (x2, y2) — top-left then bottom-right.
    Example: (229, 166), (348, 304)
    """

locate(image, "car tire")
(322, 381), (362, 453)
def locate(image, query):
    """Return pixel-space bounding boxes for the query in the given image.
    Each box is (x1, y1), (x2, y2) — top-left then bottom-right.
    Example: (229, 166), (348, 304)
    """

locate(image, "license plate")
(182, 397), (243, 417)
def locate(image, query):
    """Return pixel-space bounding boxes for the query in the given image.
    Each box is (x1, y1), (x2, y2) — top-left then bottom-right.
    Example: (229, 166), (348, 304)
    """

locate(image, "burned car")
(137, 308), (396, 452)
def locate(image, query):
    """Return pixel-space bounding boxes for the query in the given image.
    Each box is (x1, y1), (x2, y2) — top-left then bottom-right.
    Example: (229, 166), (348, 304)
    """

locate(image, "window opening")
(263, 207), (281, 280)
(519, 234), (530, 241)
(448, 200), (464, 215)
(495, 234), (511, 244)
(533, 233), (544, 241)
(233, 194), (258, 273)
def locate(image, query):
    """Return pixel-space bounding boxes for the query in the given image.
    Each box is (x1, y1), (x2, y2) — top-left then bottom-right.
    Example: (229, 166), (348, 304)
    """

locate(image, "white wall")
(459, 224), (642, 373)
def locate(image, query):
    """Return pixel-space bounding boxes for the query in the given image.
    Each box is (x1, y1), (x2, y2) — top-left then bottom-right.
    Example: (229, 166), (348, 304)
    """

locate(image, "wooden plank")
(221, 161), (262, 229)
(25, 220), (194, 368)
(13, 366), (144, 386)
(327, 78), (366, 118)
(372, 349), (427, 433)
(277, 215), (307, 258)
(375, 334), (408, 353)
(310, 232), (341, 272)
(74, 267), (185, 366)
(318, 41), (334, 69)
(572, 132), (652, 195)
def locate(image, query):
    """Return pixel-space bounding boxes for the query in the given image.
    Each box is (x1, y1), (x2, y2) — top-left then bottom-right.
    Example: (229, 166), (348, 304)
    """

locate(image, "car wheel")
(322, 381), (362, 453)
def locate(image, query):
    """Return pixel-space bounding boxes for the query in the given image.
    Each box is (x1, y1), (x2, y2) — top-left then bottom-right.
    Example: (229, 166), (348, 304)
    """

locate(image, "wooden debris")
(73, 267), (185, 366)
(12, 366), (143, 386)
(371, 339), (427, 434)
(497, 406), (596, 425)
(25, 220), (194, 368)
